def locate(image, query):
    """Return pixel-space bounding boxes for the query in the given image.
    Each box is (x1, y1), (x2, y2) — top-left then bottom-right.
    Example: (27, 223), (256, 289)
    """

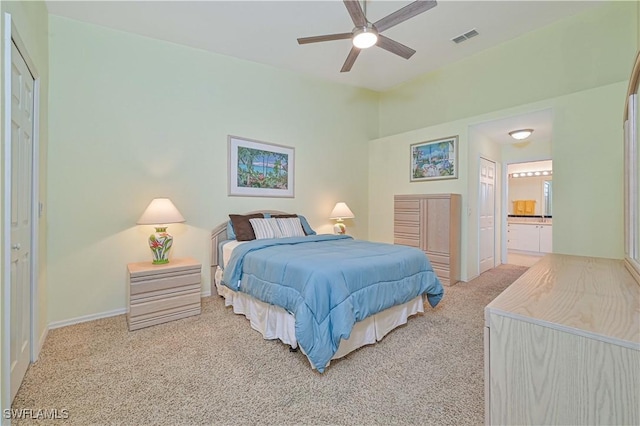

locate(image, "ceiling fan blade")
(340, 47), (361, 73)
(344, 0), (367, 27)
(373, 0), (437, 33)
(297, 33), (353, 45)
(376, 35), (416, 59)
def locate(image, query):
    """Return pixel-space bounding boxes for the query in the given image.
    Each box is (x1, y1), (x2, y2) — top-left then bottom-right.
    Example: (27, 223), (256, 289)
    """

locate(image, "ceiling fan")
(297, 0), (437, 73)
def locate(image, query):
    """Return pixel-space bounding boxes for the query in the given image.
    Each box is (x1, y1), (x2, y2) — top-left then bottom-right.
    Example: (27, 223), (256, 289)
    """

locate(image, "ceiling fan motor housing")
(352, 25), (379, 49)
(297, 0), (438, 72)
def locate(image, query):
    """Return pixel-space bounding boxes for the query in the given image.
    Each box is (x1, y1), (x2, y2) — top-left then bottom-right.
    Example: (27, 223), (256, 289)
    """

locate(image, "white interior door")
(479, 157), (496, 274)
(9, 40), (34, 402)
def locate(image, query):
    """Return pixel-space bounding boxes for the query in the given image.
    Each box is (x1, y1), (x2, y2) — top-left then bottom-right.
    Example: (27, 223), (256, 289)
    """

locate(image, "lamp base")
(333, 222), (346, 235)
(149, 226), (173, 264)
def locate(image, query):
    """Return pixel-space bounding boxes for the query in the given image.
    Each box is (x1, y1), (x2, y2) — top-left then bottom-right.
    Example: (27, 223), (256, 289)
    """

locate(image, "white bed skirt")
(214, 266), (424, 368)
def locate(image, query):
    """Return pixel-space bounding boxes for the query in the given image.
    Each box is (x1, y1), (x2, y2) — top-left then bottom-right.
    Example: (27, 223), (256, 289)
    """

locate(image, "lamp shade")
(329, 202), (355, 220)
(137, 198), (185, 225)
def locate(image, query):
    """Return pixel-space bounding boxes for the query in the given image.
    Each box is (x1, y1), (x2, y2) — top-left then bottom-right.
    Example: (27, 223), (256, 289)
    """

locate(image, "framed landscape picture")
(228, 135), (295, 197)
(410, 136), (458, 182)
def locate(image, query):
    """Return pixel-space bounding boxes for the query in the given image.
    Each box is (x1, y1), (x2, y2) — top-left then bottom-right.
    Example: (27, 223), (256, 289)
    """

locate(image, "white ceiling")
(45, 0), (603, 92)
(470, 108), (553, 145)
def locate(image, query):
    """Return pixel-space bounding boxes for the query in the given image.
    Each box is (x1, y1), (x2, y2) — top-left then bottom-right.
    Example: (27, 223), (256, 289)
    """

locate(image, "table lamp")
(137, 198), (185, 264)
(329, 202), (355, 234)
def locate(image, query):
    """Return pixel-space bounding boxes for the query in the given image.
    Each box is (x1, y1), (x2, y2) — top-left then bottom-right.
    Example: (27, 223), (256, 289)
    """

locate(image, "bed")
(210, 211), (444, 372)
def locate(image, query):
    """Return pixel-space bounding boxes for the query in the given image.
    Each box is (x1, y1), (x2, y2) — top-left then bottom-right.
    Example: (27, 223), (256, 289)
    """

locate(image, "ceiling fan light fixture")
(509, 129), (534, 140)
(352, 26), (378, 49)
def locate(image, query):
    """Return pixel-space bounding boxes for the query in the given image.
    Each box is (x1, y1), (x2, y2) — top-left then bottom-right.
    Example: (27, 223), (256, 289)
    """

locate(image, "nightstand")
(127, 257), (202, 331)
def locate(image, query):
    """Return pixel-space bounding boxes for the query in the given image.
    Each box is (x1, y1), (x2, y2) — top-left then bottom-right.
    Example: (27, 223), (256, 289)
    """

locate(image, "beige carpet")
(12, 264), (528, 425)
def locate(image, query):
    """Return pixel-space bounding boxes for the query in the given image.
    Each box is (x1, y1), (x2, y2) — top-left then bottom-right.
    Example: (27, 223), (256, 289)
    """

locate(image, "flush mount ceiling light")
(509, 129), (534, 140)
(352, 26), (378, 49)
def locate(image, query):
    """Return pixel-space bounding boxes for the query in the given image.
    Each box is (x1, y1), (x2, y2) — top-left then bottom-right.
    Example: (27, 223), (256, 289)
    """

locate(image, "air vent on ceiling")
(451, 29), (479, 44)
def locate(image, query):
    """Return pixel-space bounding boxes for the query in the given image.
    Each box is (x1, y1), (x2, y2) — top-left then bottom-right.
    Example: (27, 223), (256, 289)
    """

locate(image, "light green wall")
(0, 0), (49, 414)
(47, 16), (378, 324)
(371, 2), (635, 280)
(370, 83), (626, 280)
(552, 82), (626, 257)
(379, 2), (636, 137)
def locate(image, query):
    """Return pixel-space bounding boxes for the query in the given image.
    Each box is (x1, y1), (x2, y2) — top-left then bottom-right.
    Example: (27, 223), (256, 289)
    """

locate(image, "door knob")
(12, 243), (20, 250)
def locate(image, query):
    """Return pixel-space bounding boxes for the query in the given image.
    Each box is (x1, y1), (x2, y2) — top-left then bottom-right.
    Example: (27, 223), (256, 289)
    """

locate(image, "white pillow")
(249, 218), (283, 239)
(276, 217), (305, 237)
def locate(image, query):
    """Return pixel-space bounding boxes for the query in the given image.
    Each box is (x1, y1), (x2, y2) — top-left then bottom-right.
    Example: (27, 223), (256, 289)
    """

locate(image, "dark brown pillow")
(229, 213), (264, 241)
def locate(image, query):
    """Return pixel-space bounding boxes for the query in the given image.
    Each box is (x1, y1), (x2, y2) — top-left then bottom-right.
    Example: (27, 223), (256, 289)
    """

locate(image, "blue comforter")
(222, 234), (443, 372)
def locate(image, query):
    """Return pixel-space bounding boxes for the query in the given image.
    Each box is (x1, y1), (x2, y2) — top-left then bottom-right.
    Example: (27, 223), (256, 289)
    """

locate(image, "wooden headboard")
(210, 210), (290, 293)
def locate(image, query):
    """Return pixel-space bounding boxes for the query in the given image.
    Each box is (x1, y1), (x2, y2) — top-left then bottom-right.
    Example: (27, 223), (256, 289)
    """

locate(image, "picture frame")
(410, 135), (458, 182)
(228, 135), (295, 197)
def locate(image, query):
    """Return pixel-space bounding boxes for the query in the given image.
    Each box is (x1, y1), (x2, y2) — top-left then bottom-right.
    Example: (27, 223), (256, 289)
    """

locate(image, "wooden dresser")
(394, 193), (461, 286)
(127, 257), (202, 331)
(484, 254), (640, 425)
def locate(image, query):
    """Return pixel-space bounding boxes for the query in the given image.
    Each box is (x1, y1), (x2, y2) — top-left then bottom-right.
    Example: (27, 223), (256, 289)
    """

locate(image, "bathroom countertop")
(508, 219), (552, 225)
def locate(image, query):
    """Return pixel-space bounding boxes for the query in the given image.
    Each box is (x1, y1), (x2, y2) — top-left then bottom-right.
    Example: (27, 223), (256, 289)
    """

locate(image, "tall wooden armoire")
(394, 193), (461, 286)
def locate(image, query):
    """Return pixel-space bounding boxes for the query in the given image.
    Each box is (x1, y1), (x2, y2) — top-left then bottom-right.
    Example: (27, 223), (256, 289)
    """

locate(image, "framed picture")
(228, 135), (295, 197)
(410, 136), (458, 182)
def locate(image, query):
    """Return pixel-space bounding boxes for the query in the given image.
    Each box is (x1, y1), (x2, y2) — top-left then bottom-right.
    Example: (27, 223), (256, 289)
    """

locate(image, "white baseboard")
(48, 307), (127, 330)
(36, 327), (48, 358)
(49, 290), (212, 329)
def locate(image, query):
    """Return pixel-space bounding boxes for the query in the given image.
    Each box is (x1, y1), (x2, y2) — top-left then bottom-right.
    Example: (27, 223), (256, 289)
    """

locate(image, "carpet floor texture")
(12, 264), (528, 425)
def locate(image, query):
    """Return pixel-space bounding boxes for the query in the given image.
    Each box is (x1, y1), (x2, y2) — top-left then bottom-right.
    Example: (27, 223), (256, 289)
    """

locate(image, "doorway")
(504, 160), (553, 267)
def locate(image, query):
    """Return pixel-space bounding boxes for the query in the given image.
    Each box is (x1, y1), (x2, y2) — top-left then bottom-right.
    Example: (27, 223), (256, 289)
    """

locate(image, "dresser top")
(486, 254), (640, 350)
(128, 257), (201, 276)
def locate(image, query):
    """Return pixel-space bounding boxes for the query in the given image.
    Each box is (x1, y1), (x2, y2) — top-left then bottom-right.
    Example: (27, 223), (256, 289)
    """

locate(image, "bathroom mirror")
(623, 50), (640, 277)
(543, 180), (552, 217)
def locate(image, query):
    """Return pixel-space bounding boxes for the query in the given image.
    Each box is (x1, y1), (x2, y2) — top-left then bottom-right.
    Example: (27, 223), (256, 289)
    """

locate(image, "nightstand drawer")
(130, 290), (201, 318)
(129, 306), (201, 331)
(130, 272), (200, 296)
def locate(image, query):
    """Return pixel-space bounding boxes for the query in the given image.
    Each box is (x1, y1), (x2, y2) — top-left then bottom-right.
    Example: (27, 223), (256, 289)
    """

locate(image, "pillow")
(249, 218), (283, 239)
(226, 221), (236, 240)
(228, 213), (264, 241)
(273, 214), (316, 236)
(298, 215), (317, 236)
(276, 217), (306, 237)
